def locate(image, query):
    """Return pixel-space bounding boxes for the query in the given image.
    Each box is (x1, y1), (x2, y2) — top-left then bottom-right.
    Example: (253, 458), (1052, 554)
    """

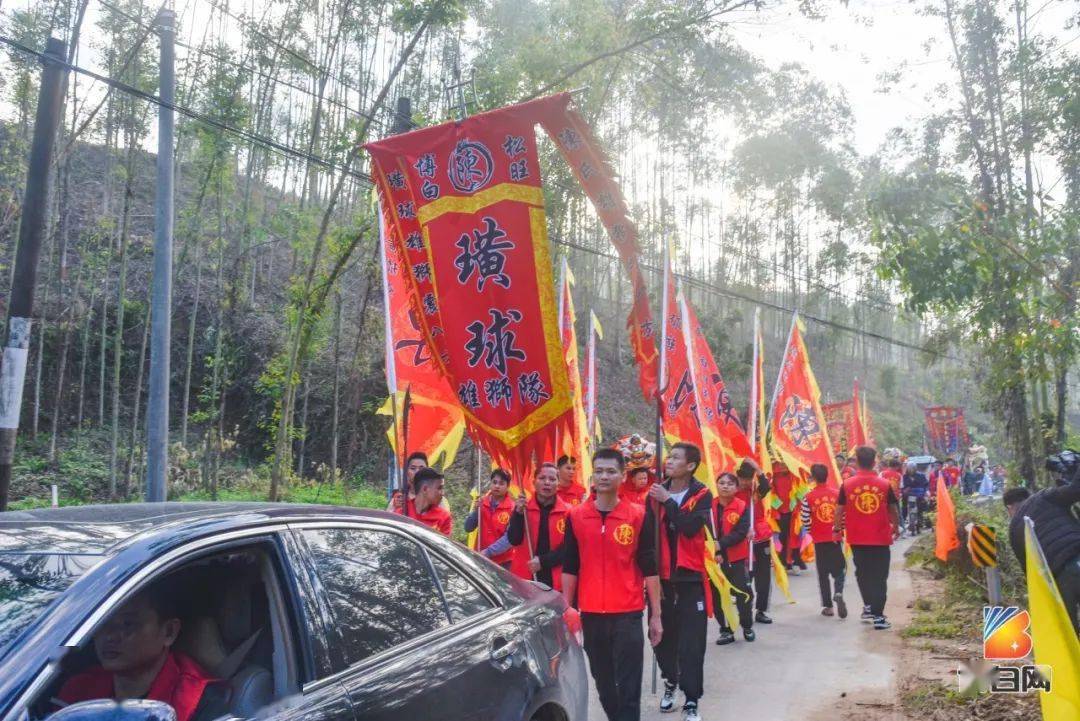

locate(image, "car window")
(428, 555), (494, 622)
(299, 528), (450, 667)
(0, 554), (101, 661)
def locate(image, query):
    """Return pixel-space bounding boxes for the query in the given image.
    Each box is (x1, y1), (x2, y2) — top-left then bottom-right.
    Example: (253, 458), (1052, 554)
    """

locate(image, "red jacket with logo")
(510, 495), (570, 590)
(657, 484), (711, 579)
(59, 652), (214, 721)
(557, 482), (587, 508)
(880, 468), (902, 496)
(569, 499), (646, 613)
(841, 471), (894, 546)
(406, 499), (453, 537)
(772, 470), (794, 511)
(478, 493), (515, 565)
(714, 495), (750, 563)
(735, 488), (772, 543)
(804, 483), (843, 544)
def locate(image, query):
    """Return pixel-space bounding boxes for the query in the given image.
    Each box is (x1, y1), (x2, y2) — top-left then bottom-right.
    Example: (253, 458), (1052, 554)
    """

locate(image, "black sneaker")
(660, 682), (677, 713)
(873, 616), (892, 630)
(683, 702), (701, 721)
(715, 629), (735, 645)
(834, 593), (848, 619)
(861, 606), (874, 623)
(755, 611), (773, 624)
(743, 628), (756, 642)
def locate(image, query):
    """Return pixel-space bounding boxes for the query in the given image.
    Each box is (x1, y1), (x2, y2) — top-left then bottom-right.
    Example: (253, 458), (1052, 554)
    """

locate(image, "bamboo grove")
(0, 0), (1076, 506)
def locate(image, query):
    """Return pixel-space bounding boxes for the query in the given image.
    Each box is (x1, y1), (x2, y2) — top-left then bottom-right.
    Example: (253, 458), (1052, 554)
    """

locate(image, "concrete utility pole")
(0, 38), (68, 512)
(146, 7), (175, 503)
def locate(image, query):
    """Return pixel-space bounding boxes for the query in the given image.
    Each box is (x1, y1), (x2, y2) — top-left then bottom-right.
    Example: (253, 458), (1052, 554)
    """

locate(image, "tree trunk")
(124, 303), (151, 496)
(108, 143), (136, 500)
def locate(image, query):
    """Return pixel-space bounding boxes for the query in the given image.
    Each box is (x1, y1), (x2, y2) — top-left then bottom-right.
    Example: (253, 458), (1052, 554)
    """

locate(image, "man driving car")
(56, 583), (216, 721)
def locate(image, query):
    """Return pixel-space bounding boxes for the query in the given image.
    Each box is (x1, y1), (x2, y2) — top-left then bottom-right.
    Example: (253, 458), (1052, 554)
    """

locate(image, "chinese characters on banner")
(377, 218), (465, 470)
(769, 315), (842, 490)
(924, 406), (970, 456)
(366, 96), (574, 477)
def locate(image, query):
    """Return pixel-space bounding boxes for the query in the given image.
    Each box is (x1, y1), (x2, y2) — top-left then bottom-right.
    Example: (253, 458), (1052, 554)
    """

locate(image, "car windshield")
(0, 553), (101, 659)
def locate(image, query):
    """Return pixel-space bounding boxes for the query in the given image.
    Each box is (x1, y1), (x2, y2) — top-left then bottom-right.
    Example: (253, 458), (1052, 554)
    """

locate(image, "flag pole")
(650, 238), (672, 696)
(749, 308), (761, 456)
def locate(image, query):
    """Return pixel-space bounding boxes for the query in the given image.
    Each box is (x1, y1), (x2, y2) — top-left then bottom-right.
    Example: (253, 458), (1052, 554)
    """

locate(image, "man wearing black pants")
(801, 463), (847, 617)
(713, 472), (755, 644)
(562, 448), (663, 721)
(736, 459), (774, 623)
(650, 443), (712, 720)
(835, 446), (900, 630)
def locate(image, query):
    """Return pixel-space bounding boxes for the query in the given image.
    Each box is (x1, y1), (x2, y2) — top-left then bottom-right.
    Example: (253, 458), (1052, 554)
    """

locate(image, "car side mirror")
(47, 700), (177, 721)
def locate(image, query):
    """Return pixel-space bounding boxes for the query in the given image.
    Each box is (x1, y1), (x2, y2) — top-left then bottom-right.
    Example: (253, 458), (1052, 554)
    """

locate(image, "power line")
(0, 34), (373, 184)
(551, 234), (956, 361)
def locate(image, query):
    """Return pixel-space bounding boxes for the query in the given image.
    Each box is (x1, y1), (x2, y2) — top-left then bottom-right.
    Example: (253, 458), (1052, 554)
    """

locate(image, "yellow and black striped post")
(965, 523), (1001, 604)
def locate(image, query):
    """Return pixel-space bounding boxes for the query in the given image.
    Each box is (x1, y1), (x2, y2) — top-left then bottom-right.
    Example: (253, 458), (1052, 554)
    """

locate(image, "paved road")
(586, 537), (916, 720)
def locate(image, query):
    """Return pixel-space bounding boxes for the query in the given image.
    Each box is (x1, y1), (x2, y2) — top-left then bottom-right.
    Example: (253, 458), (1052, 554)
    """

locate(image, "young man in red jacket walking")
(801, 463), (847, 618)
(649, 442), (713, 718)
(562, 448), (663, 721)
(835, 446), (900, 630)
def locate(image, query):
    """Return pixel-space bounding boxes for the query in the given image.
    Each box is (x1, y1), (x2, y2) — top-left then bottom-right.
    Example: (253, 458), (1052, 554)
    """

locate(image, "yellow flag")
(1024, 519), (1080, 719)
(770, 543), (795, 604)
(466, 488), (480, 551)
(703, 527), (750, 626)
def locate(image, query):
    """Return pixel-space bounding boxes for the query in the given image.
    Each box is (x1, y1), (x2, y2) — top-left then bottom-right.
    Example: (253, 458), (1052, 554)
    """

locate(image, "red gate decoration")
(924, 406), (969, 456)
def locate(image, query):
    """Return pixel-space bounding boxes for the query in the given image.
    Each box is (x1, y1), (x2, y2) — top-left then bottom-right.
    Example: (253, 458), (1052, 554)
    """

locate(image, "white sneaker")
(660, 683), (677, 713)
(683, 702), (701, 721)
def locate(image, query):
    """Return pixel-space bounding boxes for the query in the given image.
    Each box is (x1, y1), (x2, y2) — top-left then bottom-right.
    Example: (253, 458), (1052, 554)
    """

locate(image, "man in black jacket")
(1004, 450), (1080, 634)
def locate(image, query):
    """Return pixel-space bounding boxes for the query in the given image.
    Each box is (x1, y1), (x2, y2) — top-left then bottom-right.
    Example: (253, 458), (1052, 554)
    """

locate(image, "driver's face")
(93, 596), (178, 674)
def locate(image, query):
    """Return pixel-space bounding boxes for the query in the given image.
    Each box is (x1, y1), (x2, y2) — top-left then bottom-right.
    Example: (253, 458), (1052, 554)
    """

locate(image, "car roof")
(0, 502), (392, 554)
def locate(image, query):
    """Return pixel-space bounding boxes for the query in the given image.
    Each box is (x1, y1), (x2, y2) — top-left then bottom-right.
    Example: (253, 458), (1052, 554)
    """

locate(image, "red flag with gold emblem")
(768, 314), (842, 487)
(822, 400), (856, 456)
(366, 96), (574, 478)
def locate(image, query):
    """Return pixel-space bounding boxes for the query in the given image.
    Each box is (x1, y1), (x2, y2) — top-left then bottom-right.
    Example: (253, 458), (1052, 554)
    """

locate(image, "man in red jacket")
(557, 455), (588, 507)
(835, 446), (900, 630)
(58, 584), (215, 721)
(464, 468), (515, 568)
(801, 463), (847, 618)
(399, 467), (453, 536)
(649, 442), (713, 717)
(562, 448), (662, 721)
(736, 459), (774, 624)
(508, 462), (569, 588)
(713, 472), (755, 645)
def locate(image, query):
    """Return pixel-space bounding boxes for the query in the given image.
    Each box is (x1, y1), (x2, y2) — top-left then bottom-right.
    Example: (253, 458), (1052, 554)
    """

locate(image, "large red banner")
(822, 400), (856, 457)
(366, 96), (573, 474)
(924, 406), (969, 456)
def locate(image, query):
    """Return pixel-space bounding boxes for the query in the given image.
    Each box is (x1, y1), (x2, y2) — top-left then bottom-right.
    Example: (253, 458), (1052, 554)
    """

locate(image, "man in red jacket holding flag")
(801, 463), (847, 618)
(464, 468), (515, 568)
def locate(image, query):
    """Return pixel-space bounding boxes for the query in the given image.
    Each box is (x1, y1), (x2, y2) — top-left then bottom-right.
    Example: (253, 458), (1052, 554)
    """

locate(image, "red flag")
(768, 314), (842, 488)
(822, 400), (856, 456)
(557, 259), (592, 480)
(535, 105), (658, 402)
(852, 379), (869, 448)
(366, 96), (574, 478)
(681, 292), (753, 474)
(378, 211), (465, 469)
(659, 268), (706, 461)
(924, 406), (970, 456)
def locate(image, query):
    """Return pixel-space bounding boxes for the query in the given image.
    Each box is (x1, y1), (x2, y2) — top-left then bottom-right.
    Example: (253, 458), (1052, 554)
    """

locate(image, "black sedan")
(0, 503), (588, 721)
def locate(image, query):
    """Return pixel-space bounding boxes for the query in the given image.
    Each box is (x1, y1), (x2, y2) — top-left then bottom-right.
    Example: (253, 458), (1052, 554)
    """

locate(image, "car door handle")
(489, 631), (522, 671)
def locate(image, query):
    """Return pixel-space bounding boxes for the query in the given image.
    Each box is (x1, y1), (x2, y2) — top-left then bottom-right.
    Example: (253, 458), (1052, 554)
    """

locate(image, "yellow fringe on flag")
(703, 527), (750, 626)
(770, 543), (796, 604)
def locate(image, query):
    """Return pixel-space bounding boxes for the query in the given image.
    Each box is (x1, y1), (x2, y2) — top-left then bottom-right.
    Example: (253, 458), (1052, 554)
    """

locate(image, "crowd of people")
(394, 443), (905, 721)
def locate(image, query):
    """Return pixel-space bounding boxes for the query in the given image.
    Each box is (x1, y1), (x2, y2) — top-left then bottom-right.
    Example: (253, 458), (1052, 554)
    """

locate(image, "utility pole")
(146, 7), (175, 503)
(0, 38), (68, 512)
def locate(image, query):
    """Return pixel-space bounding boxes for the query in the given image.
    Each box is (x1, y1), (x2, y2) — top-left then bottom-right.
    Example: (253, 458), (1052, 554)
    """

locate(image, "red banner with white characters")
(366, 96), (573, 476)
(535, 102), (659, 403)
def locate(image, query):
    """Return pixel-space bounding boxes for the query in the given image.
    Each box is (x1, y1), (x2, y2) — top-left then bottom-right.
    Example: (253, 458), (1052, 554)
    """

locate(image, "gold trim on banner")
(417, 183), (545, 225)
